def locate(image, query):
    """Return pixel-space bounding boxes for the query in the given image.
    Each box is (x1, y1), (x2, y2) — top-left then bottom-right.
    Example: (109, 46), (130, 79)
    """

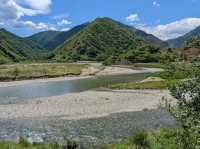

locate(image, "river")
(0, 73), (150, 104)
(0, 72), (178, 148)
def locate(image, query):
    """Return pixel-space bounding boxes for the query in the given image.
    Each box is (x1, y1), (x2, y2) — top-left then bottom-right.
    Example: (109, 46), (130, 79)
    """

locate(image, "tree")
(169, 64), (200, 148)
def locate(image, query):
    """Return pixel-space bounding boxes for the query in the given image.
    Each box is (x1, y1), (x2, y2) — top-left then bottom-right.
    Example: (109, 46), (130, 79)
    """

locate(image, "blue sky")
(0, 0), (200, 40)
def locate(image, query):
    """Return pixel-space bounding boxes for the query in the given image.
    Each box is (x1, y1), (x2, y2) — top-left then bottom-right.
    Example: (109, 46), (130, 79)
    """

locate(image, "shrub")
(19, 137), (29, 147)
(130, 130), (150, 148)
(66, 140), (78, 149)
(169, 66), (200, 148)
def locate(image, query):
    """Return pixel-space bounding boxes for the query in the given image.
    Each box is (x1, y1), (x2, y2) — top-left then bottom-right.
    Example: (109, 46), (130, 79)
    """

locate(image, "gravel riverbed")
(0, 109), (178, 148)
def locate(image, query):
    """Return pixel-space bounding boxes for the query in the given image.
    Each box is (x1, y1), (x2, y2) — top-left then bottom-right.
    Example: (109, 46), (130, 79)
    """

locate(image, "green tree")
(169, 64), (200, 148)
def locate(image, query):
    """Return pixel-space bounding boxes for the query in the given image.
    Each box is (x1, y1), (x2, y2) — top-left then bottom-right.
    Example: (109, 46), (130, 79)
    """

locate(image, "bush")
(159, 62), (197, 80)
(169, 66), (200, 148)
(130, 130), (150, 148)
(19, 137), (29, 147)
(66, 140), (78, 149)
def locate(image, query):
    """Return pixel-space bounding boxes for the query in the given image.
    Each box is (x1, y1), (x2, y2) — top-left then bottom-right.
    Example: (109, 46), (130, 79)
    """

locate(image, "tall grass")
(102, 128), (196, 149)
(0, 138), (79, 149)
(0, 63), (87, 81)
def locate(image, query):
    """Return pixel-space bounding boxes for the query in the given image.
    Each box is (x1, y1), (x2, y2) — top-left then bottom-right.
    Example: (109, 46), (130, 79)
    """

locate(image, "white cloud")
(0, 0), (53, 31)
(12, 20), (71, 32)
(17, 0), (52, 11)
(53, 14), (69, 20)
(0, 0), (52, 21)
(12, 20), (51, 30)
(137, 17), (200, 40)
(0, 0), (72, 33)
(60, 27), (71, 32)
(57, 19), (71, 26)
(49, 27), (58, 31)
(126, 14), (139, 23)
(153, 1), (160, 7)
(0, 22), (4, 26)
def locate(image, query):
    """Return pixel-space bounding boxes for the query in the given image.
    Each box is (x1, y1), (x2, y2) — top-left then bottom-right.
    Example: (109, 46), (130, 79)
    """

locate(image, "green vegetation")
(110, 62), (194, 90)
(167, 26), (200, 48)
(102, 128), (196, 149)
(0, 28), (50, 60)
(0, 18), (182, 65)
(170, 68), (200, 115)
(130, 28), (169, 48)
(54, 18), (165, 63)
(111, 81), (168, 90)
(28, 23), (88, 50)
(105, 62), (200, 149)
(0, 138), (78, 149)
(55, 17), (147, 61)
(1, 17), (200, 64)
(168, 65), (200, 148)
(0, 40), (25, 64)
(0, 63), (87, 81)
(133, 63), (168, 69)
(158, 62), (197, 80)
(186, 36), (200, 49)
(0, 18), (172, 65)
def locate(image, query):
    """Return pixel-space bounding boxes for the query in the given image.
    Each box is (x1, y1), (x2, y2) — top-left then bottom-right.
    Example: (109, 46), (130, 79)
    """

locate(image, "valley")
(0, 16), (200, 149)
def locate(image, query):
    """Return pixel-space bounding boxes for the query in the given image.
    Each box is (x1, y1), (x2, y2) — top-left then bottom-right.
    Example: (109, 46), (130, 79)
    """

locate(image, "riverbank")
(0, 90), (176, 120)
(0, 63), (87, 81)
(0, 65), (163, 88)
(95, 66), (163, 76)
(0, 76), (93, 88)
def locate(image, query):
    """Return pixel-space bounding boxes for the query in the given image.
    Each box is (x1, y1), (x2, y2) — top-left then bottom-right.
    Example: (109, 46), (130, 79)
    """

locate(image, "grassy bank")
(133, 63), (168, 69)
(102, 128), (195, 149)
(111, 79), (180, 90)
(111, 80), (168, 89)
(0, 127), (195, 149)
(110, 62), (191, 90)
(0, 138), (78, 149)
(0, 63), (87, 81)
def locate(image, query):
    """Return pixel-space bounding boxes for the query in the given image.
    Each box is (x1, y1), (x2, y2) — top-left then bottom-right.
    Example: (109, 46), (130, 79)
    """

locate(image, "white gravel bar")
(0, 90), (176, 120)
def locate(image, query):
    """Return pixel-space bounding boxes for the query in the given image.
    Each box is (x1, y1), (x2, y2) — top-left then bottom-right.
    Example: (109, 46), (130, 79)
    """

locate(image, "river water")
(0, 73), (150, 104)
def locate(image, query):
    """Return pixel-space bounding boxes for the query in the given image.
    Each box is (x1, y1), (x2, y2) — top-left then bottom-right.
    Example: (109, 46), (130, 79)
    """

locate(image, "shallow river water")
(0, 73), (150, 104)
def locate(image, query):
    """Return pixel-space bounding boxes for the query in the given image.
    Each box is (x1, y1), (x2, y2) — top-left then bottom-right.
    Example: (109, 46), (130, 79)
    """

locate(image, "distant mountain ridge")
(0, 40), (25, 64)
(132, 28), (169, 48)
(0, 28), (49, 61)
(28, 23), (89, 50)
(167, 26), (200, 48)
(112, 21), (169, 48)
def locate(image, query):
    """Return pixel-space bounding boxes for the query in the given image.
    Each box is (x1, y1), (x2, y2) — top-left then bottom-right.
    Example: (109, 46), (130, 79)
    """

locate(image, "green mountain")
(29, 19), (167, 51)
(54, 18), (162, 63)
(0, 28), (49, 60)
(181, 37), (200, 60)
(28, 23), (88, 50)
(0, 40), (25, 64)
(185, 36), (200, 49)
(167, 26), (200, 48)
